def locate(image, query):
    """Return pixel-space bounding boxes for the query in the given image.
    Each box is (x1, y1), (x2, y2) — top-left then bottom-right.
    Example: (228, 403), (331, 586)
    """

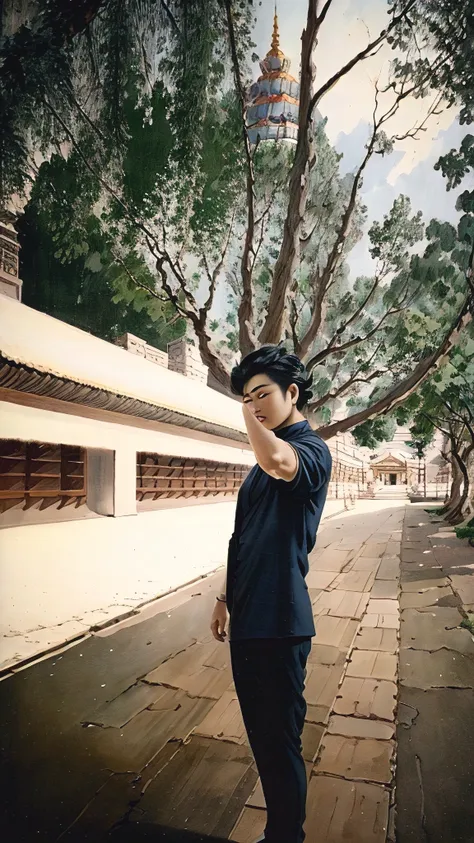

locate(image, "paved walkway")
(2, 500), (474, 842)
(397, 506), (474, 843)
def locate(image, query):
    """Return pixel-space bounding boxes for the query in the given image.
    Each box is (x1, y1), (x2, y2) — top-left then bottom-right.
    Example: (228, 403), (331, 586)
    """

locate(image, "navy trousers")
(230, 637), (312, 843)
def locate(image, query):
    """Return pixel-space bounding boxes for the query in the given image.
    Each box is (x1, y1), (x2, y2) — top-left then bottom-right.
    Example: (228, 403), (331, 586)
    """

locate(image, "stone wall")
(115, 334), (209, 385)
(115, 333), (168, 367)
(167, 337), (209, 384)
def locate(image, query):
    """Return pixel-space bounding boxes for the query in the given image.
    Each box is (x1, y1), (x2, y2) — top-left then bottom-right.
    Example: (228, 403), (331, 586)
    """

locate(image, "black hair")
(230, 344), (313, 411)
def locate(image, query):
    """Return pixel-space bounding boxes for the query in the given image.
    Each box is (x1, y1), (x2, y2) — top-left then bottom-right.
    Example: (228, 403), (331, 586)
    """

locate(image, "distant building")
(365, 426), (450, 498)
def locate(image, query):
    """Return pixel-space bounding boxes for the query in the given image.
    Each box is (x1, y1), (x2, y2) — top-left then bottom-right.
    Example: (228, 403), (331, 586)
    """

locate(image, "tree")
(356, 327), (474, 522)
(316, 212), (472, 436)
(414, 374), (474, 525)
(1, 0), (473, 439)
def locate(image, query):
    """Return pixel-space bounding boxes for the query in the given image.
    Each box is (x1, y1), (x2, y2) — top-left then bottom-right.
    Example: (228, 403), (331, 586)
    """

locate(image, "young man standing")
(210, 345), (332, 843)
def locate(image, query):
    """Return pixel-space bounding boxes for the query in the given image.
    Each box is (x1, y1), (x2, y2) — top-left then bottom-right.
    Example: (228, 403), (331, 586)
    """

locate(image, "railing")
(137, 453), (251, 502)
(0, 441), (86, 514)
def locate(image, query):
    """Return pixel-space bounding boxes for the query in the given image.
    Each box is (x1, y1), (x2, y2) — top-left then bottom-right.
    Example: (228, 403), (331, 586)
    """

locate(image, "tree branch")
(310, 369), (384, 412)
(111, 249), (172, 304)
(299, 73), (441, 362)
(422, 412), (449, 437)
(317, 0), (335, 26)
(307, 305), (402, 371)
(160, 0), (182, 39)
(200, 213), (235, 316)
(444, 401), (474, 445)
(224, 0), (257, 358)
(308, 0), (418, 118)
(257, 0), (320, 345)
(308, 342), (384, 410)
(316, 294), (472, 439)
(298, 88), (383, 359)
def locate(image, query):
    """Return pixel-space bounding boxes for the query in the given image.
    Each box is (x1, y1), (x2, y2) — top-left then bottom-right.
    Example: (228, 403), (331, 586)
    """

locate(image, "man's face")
(242, 373), (296, 430)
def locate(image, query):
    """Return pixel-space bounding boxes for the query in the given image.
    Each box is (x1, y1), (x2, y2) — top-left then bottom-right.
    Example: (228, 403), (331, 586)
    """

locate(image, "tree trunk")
(295, 278), (325, 358)
(195, 327), (232, 389)
(440, 455), (462, 515)
(224, 0), (257, 358)
(444, 459), (464, 522)
(461, 447), (474, 520)
(258, 1), (320, 346)
(1, 0), (38, 36)
(445, 445), (473, 525)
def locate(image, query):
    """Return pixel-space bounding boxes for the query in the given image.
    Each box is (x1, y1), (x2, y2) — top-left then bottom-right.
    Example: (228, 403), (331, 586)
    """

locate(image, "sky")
(249, 0), (470, 280)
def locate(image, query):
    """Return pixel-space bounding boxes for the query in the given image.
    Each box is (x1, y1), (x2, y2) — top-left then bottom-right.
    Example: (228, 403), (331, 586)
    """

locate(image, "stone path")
(396, 506), (474, 843)
(2, 500), (474, 843)
(229, 501), (404, 843)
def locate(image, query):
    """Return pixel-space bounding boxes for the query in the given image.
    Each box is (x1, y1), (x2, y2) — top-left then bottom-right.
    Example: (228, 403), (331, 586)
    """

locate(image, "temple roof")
(0, 294), (252, 446)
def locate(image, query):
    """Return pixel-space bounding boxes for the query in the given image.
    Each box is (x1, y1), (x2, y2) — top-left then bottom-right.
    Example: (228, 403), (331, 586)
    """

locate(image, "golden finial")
(269, 7), (281, 56)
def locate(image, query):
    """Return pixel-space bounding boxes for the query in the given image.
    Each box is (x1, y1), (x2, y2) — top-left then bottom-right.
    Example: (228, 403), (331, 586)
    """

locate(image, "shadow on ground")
(1, 502), (406, 843)
(110, 824), (230, 841)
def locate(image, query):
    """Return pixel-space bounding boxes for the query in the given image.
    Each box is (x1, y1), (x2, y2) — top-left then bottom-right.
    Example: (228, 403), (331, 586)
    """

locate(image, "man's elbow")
(258, 452), (284, 477)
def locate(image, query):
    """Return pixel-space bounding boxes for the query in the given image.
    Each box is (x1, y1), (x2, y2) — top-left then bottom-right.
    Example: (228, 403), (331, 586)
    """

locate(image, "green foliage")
(395, 394), (421, 426)
(122, 81), (173, 209)
(436, 135), (474, 191)
(456, 525), (474, 541)
(0, 14), (75, 200)
(390, 1), (474, 124)
(368, 195), (424, 272)
(351, 416), (397, 449)
(0, 0), (255, 204)
(404, 435), (431, 460)
(190, 92), (245, 250)
(18, 149), (184, 346)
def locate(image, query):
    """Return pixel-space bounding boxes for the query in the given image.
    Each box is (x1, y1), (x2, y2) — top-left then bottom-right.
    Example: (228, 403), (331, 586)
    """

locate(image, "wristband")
(216, 595), (227, 603)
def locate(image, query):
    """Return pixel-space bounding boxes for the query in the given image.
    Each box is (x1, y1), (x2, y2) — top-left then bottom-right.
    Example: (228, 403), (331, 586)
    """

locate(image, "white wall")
(0, 398), (253, 669)
(0, 399), (352, 671)
(0, 400), (253, 466)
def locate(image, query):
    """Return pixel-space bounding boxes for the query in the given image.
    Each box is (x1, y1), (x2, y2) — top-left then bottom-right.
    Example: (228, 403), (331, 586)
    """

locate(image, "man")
(210, 344), (332, 843)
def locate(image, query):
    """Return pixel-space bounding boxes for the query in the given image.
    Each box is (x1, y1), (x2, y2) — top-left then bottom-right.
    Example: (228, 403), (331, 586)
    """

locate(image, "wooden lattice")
(0, 440), (86, 514)
(137, 452), (250, 501)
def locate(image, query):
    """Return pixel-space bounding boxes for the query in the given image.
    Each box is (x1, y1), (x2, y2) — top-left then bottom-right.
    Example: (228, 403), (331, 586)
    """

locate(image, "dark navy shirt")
(226, 419), (332, 640)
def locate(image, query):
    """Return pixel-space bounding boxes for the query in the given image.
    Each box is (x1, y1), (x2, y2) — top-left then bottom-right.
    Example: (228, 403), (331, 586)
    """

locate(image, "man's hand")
(210, 600), (228, 643)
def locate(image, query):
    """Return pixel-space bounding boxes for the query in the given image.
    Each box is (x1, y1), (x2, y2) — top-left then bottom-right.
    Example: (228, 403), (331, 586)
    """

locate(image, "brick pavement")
(396, 506), (474, 843)
(5, 500), (474, 842)
(230, 500), (403, 843)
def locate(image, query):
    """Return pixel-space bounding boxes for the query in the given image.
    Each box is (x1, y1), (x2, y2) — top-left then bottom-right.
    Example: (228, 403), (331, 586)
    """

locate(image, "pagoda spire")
(246, 7), (300, 145)
(270, 7), (281, 56)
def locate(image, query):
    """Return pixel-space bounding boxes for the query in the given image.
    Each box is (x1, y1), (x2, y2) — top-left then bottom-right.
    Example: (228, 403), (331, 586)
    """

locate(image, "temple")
(247, 11), (300, 144)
